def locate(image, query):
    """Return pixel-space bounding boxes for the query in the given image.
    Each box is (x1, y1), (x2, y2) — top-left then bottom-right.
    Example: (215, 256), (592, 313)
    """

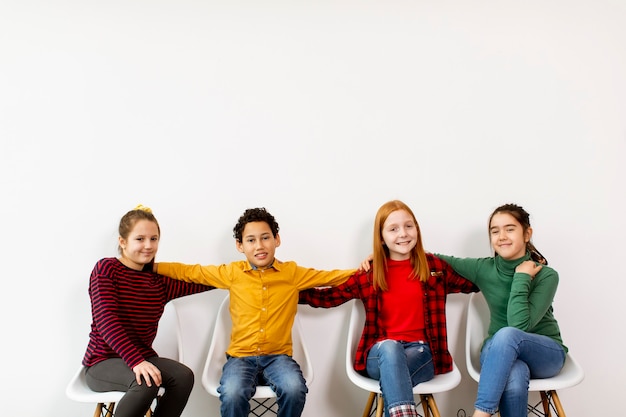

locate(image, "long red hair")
(372, 200), (429, 291)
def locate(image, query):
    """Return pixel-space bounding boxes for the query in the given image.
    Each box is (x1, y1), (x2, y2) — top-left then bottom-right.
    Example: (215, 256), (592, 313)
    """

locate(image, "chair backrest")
(465, 292), (490, 382)
(201, 294), (314, 398)
(153, 300), (184, 362)
(345, 299), (366, 382)
(345, 299), (384, 393)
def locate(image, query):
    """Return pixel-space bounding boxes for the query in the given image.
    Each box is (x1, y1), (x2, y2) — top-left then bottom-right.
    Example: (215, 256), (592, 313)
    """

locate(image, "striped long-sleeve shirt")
(82, 257), (213, 368)
(299, 254), (478, 375)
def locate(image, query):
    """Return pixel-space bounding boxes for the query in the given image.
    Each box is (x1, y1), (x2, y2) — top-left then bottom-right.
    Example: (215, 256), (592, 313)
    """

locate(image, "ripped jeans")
(366, 340), (435, 417)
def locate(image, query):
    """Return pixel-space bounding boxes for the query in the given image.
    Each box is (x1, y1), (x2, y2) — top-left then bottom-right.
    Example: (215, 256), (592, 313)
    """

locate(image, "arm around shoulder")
(299, 272), (364, 308)
(156, 262), (227, 287)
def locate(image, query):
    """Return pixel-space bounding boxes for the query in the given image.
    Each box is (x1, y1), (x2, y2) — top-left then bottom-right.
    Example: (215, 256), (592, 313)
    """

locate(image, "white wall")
(1, 1), (624, 416)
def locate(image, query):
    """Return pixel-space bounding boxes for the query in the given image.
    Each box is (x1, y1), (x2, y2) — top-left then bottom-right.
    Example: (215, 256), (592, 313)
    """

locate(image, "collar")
(243, 259), (280, 272)
(494, 251), (532, 276)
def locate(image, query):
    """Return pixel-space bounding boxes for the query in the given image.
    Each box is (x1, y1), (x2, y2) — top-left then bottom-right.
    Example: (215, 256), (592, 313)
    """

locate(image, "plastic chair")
(202, 294), (314, 417)
(465, 292), (584, 417)
(66, 300), (184, 417)
(346, 300), (461, 417)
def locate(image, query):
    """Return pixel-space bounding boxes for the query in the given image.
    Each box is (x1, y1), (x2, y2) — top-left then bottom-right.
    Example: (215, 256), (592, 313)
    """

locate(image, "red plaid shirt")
(299, 254), (478, 375)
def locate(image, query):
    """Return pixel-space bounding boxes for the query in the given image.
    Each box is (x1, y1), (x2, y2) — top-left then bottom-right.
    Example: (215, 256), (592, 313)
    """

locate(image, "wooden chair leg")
(539, 391), (552, 417)
(549, 390), (566, 417)
(92, 397), (158, 417)
(376, 393), (384, 417)
(93, 403), (103, 417)
(106, 403), (115, 417)
(363, 392), (377, 417)
(102, 402), (115, 417)
(419, 395), (429, 417)
(419, 394), (441, 417)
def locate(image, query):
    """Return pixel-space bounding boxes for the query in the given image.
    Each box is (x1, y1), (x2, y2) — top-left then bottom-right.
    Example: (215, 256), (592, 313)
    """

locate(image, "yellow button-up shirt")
(156, 260), (355, 357)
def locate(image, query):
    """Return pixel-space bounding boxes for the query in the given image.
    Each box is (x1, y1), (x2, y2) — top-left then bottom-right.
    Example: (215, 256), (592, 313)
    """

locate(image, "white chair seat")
(465, 292), (584, 417)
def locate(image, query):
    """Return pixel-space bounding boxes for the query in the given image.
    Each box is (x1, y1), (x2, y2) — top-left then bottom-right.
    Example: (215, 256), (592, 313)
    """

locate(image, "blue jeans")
(218, 354), (308, 417)
(476, 327), (566, 417)
(366, 340), (435, 417)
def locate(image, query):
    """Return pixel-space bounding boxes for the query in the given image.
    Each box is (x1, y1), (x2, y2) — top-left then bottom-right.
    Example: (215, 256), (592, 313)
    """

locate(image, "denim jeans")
(476, 327), (566, 417)
(366, 340), (435, 417)
(218, 354), (308, 417)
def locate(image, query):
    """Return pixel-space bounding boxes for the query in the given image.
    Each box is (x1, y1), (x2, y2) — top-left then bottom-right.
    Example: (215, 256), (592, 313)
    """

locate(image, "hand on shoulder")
(515, 260), (542, 279)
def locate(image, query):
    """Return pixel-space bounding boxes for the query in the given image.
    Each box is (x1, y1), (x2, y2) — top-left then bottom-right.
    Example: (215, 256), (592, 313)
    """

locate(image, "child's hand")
(515, 260), (542, 279)
(358, 254), (374, 272)
(133, 360), (162, 387)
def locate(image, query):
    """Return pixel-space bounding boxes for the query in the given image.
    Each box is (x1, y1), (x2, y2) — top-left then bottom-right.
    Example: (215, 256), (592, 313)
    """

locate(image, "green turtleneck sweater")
(436, 252), (567, 352)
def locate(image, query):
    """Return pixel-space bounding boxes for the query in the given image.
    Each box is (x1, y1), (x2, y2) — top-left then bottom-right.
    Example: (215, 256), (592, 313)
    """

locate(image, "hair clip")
(133, 204), (153, 213)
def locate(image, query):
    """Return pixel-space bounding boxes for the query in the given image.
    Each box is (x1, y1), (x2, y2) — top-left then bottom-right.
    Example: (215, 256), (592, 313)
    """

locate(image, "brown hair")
(117, 206), (161, 255)
(488, 203), (547, 265)
(372, 200), (430, 291)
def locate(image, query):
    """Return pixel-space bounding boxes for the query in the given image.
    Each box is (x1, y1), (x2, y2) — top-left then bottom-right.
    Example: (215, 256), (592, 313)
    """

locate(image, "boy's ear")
(275, 233), (281, 247)
(235, 240), (244, 253)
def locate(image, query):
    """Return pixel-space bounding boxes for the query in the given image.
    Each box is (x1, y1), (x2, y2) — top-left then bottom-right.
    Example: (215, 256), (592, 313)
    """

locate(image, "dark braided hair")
(488, 203), (548, 265)
(233, 207), (280, 243)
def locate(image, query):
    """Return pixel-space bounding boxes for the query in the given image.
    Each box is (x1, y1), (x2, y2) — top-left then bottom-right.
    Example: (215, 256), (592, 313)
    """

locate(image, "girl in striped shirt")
(82, 205), (213, 417)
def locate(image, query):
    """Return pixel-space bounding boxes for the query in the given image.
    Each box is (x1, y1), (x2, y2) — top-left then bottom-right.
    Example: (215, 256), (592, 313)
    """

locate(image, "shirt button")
(260, 329), (264, 333)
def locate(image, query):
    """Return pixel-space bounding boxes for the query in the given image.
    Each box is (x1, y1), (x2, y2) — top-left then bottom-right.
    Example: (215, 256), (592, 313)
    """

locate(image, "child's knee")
(219, 376), (254, 401)
(377, 339), (402, 355)
(275, 374), (308, 398)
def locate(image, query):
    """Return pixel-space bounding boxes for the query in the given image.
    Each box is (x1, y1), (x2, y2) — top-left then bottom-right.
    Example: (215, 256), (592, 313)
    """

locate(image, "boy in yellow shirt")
(155, 207), (356, 417)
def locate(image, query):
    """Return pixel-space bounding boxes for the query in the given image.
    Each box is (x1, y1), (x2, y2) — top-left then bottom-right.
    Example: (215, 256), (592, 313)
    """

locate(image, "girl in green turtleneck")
(436, 203), (567, 417)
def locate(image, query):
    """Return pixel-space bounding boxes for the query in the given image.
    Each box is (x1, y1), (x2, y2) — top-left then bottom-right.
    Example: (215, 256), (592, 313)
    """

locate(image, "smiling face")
(118, 219), (160, 270)
(489, 212), (532, 260)
(236, 221), (281, 269)
(381, 209), (418, 261)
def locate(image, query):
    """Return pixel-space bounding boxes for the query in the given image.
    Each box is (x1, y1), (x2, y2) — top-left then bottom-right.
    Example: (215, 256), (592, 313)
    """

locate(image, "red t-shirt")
(379, 259), (426, 342)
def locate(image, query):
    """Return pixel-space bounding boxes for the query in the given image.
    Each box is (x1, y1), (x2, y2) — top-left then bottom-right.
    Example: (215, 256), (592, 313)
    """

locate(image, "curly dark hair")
(233, 207), (280, 242)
